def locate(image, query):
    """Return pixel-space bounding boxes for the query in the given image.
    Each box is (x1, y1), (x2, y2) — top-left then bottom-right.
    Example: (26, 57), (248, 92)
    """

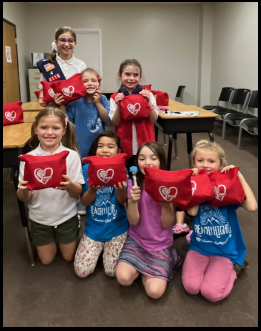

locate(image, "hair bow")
(51, 41), (58, 52)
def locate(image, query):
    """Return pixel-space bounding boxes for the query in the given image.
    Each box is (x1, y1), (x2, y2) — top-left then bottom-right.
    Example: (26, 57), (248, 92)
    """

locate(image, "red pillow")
(142, 84), (152, 90)
(50, 73), (86, 104)
(82, 153), (128, 187)
(120, 94), (151, 120)
(184, 169), (214, 209)
(156, 91), (169, 106)
(34, 90), (41, 100)
(3, 101), (24, 126)
(208, 167), (246, 206)
(41, 80), (55, 103)
(144, 167), (193, 207)
(19, 151), (69, 190)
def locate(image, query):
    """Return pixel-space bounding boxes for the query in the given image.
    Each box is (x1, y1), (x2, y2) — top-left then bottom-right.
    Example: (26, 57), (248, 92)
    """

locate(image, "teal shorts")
(30, 215), (80, 246)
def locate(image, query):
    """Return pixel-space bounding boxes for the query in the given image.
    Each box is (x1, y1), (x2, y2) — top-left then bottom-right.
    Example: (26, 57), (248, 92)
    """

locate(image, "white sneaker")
(77, 200), (86, 216)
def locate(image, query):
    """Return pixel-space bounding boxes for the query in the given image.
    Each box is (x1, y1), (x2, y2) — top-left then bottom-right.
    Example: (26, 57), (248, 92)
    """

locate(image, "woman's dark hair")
(88, 131), (122, 156)
(135, 142), (167, 188)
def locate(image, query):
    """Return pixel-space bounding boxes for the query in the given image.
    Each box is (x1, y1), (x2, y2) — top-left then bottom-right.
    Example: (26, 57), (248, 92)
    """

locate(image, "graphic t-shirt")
(66, 96), (110, 158)
(189, 202), (246, 265)
(82, 164), (129, 242)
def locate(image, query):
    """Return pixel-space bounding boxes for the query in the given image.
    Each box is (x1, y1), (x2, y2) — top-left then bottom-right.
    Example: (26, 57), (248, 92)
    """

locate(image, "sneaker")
(172, 223), (190, 235)
(77, 199), (86, 216)
(233, 259), (250, 276)
(186, 230), (193, 244)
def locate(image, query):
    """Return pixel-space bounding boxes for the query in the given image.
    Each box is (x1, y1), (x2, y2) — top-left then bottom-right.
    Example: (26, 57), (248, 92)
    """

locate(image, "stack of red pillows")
(144, 166), (245, 208)
(41, 73), (86, 104)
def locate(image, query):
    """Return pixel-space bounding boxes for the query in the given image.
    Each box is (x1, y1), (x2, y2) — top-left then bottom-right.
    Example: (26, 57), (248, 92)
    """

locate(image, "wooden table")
(3, 121), (35, 266)
(22, 101), (44, 112)
(24, 111), (39, 123)
(155, 100), (218, 170)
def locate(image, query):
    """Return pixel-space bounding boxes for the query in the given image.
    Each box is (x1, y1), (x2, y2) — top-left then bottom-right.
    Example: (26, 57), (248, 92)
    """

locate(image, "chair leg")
(238, 126), (243, 149)
(10, 168), (13, 183)
(163, 134), (166, 145)
(24, 227), (35, 267)
(173, 133), (178, 158)
(222, 120), (226, 140)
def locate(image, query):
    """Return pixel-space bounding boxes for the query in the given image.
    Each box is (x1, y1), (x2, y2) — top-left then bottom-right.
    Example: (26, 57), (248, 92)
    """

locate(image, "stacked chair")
(222, 90), (258, 149)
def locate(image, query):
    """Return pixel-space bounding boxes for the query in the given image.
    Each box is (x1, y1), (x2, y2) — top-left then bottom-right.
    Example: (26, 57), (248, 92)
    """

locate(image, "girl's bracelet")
(150, 104), (156, 111)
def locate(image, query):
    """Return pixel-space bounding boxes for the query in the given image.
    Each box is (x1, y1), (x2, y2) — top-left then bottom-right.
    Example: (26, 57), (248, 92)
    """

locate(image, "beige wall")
(3, 2), (258, 114)
(211, 2), (258, 115)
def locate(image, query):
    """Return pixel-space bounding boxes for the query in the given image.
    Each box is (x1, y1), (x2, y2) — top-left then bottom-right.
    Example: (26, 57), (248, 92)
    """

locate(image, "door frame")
(73, 28), (103, 78)
(3, 18), (21, 101)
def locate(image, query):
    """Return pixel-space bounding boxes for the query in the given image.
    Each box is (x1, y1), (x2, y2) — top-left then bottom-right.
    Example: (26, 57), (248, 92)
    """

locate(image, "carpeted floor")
(3, 121), (258, 327)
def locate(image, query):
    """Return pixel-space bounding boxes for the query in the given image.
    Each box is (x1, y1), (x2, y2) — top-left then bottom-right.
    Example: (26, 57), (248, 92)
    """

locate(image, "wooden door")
(3, 19), (20, 104)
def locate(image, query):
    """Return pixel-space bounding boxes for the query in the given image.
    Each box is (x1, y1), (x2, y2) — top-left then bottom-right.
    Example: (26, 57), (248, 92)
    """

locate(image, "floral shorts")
(74, 231), (128, 278)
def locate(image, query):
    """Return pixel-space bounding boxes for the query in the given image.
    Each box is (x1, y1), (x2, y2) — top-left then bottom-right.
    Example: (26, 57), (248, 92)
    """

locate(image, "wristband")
(150, 104), (156, 111)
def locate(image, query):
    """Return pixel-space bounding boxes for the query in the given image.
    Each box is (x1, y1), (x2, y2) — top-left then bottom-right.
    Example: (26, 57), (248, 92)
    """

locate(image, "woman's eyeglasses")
(57, 38), (75, 44)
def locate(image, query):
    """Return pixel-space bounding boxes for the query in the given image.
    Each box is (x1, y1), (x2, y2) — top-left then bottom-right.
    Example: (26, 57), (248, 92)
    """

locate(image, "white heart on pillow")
(159, 186), (178, 202)
(97, 169), (114, 183)
(48, 88), (55, 98)
(214, 184), (226, 201)
(34, 168), (53, 184)
(127, 103), (141, 115)
(5, 111), (16, 122)
(62, 86), (74, 97)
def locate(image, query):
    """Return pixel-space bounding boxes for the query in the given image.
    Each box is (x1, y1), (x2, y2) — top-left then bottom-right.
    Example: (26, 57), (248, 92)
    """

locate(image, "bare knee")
(145, 287), (165, 300)
(60, 241), (77, 262)
(116, 269), (134, 286)
(144, 282), (167, 300)
(62, 252), (74, 262)
(37, 244), (56, 265)
(39, 255), (55, 265)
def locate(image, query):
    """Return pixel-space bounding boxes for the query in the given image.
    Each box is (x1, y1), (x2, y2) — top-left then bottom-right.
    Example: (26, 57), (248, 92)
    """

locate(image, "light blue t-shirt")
(189, 202), (246, 265)
(66, 95), (110, 159)
(82, 164), (129, 242)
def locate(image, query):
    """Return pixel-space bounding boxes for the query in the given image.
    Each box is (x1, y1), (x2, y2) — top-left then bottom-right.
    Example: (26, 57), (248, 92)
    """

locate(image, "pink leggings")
(182, 250), (237, 302)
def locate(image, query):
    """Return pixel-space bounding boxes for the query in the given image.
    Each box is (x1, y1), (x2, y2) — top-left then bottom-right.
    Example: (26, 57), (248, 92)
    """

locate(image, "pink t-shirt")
(127, 180), (173, 252)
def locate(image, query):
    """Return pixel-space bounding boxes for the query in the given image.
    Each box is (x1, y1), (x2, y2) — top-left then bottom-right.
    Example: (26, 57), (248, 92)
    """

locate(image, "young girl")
(109, 59), (158, 170)
(182, 139), (258, 302)
(60, 68), (110, 160)
(56, 67), (110, 216)
(74, 131), (129, 278)
(116, 142), (182, 300)
(37, 26), (87, 107)
(17, 106), (85, 265)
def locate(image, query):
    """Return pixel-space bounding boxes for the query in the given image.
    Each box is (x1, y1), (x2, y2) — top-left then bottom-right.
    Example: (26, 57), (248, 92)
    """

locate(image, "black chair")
(175, 85), (186, 102)
(202, 87), (235, 111)
(213, 88), (251, 130)
(222, 90), (258, 141)
(237, 116), (258, 149)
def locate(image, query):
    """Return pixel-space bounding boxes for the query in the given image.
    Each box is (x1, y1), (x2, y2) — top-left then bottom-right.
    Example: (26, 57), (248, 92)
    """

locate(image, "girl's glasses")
(57, 38), (75, 44)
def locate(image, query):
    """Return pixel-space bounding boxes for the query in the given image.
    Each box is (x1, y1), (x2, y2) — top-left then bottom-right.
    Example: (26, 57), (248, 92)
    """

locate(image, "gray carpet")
(3, 121), (258, 327)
